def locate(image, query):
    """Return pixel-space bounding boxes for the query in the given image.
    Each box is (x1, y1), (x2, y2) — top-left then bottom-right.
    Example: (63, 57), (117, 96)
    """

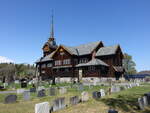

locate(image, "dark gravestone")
(37, 89), (46, 97)
(138, 97), (144, 110)
(4, 95), (17, 104)
(92, 91), (101, 99)
(144, 92), (150, 105)
(70, 96), (80, 105)
(108, 109), (118, 113)
(49, 87), (56, 96)
(53, 97), (65, 112)
(21, 79), (27, 88)
(30, 88), (36, 93)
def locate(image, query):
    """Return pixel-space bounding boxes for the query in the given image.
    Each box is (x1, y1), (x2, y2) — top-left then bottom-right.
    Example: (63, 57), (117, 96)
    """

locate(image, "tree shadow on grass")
(100, 95), (139, 112)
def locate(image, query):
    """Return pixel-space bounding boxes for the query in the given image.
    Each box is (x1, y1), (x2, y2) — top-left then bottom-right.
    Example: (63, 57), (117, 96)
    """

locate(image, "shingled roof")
(35, 51), (55, 63)
(96, 45), (119, 56)
(62, 41), (101, 56)
(76, 58), (108, 67)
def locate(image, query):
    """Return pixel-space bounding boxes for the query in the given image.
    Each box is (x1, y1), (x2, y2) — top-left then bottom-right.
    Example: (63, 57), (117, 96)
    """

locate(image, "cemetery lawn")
(0, 84), (150, 113)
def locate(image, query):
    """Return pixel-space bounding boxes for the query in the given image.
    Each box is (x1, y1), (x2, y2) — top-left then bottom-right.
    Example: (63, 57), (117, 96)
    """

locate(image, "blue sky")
(0, 0), (150, 72)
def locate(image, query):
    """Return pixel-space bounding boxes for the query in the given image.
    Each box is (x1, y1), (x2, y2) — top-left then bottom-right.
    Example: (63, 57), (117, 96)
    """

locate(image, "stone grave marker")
(14, 80), (20, 84)
(100, 89), (105, 97)
(92, 91), (101, 99)
(37, 86), (45, 91)
(23, 91), (30, 101)
(52, 97), (65, 112)
(37, 89), (46, 97)
(35, 102), (49, 113)
(17, 89), (25, 94)
(3, 82), (8, 88)
(49, 87), (56, 96)
(111, 86), (120, 93)
(30, 88), (36, 93)
(70, 96), (80, 105)
(4, 95), (17, 104)
(138, 97), (144, 110)
(111, 86), (116, 93)
(59, 87), (67, 94)
(81, 91), (89, 102)
(78, 84), (84, 91)
(143, 96), (148, 107)
(136, 83), (140, 86)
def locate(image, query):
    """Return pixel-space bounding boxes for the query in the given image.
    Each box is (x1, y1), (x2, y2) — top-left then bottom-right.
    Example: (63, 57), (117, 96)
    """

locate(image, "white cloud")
(0, 56), (14, 63)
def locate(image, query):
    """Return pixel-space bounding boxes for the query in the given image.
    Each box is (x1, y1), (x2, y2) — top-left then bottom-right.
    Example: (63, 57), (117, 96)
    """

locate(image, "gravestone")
(78, 84), (84, 91)
(138, 97), (144, 110)
(35, 102), (49, 113)
(136, 83), (140, 86)
(70, 96), (80, 105)
(23, 91), (30, 101)
(143, 96), (148, 107)
(15, 80), (20, 84)
(92, 91), (101, 99)
(144, 92), (150, 105)
(52, 97), (65, 112)
(3, 82), (8, 88)
(49, 87), (56, 96)
(21, 79), (27, 88)
(111, 86), (116, 93)
(111, 86), (120, 93)
(4, 95), (17, 104)
(59, 87), (67, 94)
(17, 89), (25, 94)
(81, 91), (89, 102)
(37, 89), (46, 97)
(100, 89), (105, 97)
(37, 86), (45, 91)
(30, 88), (36, 93)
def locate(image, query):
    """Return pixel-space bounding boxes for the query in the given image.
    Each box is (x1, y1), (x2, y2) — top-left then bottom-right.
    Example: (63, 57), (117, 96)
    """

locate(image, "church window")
(63, 59), (71, 65)
(55, 60), (61, 65)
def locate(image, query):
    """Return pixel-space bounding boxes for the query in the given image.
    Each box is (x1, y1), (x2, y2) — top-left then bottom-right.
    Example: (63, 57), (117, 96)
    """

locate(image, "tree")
(123, 53), (137, 75)
(0, 63), (15, 83)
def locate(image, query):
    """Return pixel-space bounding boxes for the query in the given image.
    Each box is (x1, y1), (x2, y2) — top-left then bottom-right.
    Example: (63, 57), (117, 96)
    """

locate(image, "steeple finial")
(50, 9), (54, 39)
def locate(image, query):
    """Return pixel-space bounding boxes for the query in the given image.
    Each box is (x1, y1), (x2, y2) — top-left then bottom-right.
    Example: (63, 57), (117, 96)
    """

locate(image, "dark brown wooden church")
(36, 15), (124, 82)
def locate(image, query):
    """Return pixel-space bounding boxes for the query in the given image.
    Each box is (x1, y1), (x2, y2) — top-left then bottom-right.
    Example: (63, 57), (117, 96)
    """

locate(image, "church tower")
(42, 11), (57, 57)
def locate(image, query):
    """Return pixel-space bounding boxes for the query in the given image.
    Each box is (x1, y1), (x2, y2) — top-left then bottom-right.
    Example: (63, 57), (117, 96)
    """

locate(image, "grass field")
(0, 83), (150, 113)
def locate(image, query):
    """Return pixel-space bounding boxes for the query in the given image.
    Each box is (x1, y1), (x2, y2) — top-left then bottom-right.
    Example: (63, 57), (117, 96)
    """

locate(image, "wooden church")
(36, 14), (124, 82)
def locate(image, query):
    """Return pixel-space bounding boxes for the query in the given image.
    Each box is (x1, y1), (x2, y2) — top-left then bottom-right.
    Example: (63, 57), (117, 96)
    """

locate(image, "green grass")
(0, 83), (150, 113)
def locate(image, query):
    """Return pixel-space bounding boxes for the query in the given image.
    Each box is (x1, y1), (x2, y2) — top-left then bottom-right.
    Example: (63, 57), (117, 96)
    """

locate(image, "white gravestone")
(143, 96), (148, 107)
(100, 89), (105, 97)
(35, 102), (49, 113)
(81, 91), (89, 102)
(17, 89), (25, 94)
(59, 87), (67, 94)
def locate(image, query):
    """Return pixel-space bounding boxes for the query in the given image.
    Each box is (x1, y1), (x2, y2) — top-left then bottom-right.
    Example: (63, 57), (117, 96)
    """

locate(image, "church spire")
(50, 9), (54, 39)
